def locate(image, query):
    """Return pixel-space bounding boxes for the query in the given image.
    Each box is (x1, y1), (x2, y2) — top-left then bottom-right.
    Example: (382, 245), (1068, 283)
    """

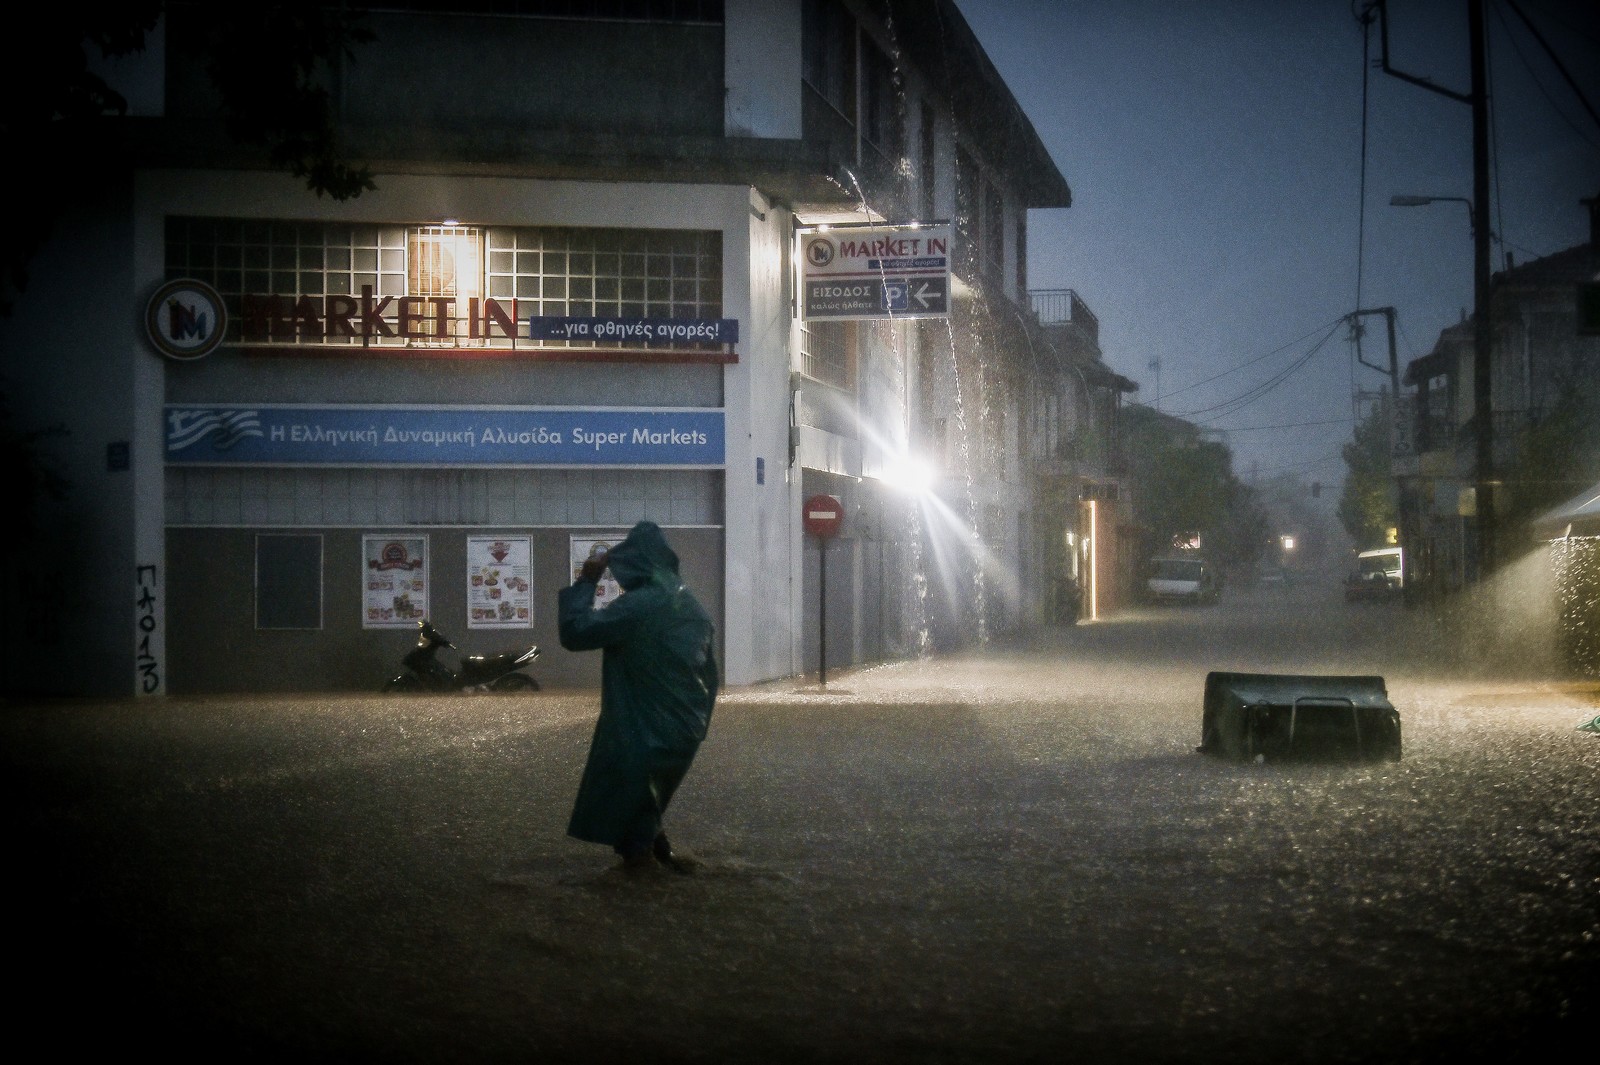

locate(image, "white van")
(1147, 556), (1221, 604)
(1345, 547), (1403, 602)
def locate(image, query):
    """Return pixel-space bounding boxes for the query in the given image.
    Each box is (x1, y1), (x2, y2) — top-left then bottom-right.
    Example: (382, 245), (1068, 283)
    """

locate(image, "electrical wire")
(1171, 319), (1345, 421)
(1352, 5), (1374, 422)
(1505, 0), (1600, 139)
(1158, 314), (1349, 402)
(1217, 416), (1357, 433)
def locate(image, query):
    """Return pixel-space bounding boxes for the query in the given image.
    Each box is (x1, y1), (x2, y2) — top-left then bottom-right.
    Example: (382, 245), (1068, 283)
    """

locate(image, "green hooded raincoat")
(558, 521), (719, 848)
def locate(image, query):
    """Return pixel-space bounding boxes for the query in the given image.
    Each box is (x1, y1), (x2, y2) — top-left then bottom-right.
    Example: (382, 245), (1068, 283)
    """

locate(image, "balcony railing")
(1029, 288), (1099, 347)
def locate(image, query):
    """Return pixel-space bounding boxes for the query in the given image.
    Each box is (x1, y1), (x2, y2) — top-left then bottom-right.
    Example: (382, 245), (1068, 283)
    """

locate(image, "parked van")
(1344, 547), (1403, 602)
(1146, 556), (1221, 604)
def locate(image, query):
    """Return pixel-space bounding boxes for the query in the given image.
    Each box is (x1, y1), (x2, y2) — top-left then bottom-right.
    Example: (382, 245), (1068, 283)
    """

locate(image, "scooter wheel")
(490, 674), (539, 692)
(383, 675), (422, 693)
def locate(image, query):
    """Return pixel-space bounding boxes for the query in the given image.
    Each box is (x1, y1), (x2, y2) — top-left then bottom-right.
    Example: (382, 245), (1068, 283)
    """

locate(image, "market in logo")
(804, 237), (835, 268)
(145, 278), (228, 360)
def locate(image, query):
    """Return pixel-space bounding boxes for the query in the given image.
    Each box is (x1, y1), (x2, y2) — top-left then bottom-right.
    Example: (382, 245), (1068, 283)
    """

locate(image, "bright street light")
(879, 453), (936, 496)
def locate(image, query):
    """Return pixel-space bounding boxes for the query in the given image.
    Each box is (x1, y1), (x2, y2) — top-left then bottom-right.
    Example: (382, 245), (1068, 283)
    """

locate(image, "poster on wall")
(468, 536), (532, 629)
(569, 533), (626, 610)
(363, 535), (428, 628)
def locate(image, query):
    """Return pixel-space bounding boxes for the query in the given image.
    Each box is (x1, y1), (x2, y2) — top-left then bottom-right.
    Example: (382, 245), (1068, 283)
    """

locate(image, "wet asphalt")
(4, 573), (1597, 1063)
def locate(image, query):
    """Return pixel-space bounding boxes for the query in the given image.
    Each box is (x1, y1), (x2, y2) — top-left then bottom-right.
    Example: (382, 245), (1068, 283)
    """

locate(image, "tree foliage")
(3, 4), (374, 314)
(1337, 398), (1397, 550)
(202, 6), (377, 202)
(1123, 407), (1255, 571)
(1502, 385), (1600, 530)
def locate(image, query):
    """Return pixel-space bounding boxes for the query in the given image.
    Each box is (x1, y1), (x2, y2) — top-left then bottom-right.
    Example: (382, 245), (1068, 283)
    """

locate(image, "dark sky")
(956, 0), (1600, 486)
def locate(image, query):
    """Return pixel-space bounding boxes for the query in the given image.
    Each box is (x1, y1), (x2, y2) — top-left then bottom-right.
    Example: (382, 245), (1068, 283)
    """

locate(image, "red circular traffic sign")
(803, 494), (844, 538)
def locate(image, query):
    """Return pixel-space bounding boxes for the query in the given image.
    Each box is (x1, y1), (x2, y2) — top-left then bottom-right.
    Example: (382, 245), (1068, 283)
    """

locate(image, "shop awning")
(1531, 479), (1600, 540)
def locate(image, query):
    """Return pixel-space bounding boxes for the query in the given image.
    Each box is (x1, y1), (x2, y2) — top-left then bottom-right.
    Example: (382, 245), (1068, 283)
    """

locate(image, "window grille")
(983, 183), (1005, 283)
(802, 0), (855, 118)
(919, 101), (937, 219)
(861, 37), (903, 156)
(954, 147), (977, 274)
(166, 219), (721, 350)
(409, 225), (484, 346)
(800, 319), (854, 390)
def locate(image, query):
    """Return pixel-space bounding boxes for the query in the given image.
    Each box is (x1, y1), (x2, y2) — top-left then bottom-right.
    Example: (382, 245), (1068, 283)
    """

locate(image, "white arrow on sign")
(912, 282), (938, 309)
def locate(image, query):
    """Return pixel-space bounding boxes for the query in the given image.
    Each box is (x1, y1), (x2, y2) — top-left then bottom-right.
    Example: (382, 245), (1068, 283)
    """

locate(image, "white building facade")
(2, 1), (1099, 696)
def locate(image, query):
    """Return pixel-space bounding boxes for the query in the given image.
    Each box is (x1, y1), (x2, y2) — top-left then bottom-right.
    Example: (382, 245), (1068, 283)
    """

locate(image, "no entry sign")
(803, 494), (844, 538)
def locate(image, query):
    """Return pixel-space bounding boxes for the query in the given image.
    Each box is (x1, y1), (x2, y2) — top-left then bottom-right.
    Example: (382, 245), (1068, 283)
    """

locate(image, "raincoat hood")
(606, 520), (680, 591)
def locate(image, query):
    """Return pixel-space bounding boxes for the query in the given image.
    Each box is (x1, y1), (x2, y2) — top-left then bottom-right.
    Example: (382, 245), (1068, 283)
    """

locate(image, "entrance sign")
(800, 223), (951, 321)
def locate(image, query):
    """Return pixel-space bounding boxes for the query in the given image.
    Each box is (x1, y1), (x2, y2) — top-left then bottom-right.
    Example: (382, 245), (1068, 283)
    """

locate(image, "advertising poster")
(363, 535), (428, 628)
(468, 536), (532, 629)
(569, 533), (626, 610)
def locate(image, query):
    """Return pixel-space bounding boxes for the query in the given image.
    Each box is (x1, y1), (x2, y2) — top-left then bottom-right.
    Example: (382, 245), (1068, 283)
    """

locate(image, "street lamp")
(1389, 194), (1475, 232)
(1371, 0), (1495, 583)
(1388, 187), (1496, 581)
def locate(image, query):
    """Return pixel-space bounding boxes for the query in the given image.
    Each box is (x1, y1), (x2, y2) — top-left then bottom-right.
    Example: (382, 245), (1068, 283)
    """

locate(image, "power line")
(1174, 320), (1345, 421)
(1217, 416), (1357, 433)
(1159, 314), (1347, 404)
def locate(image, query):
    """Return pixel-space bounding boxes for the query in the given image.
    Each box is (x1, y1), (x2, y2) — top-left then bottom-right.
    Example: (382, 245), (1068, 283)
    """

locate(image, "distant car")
(1344, 547), (1403, 603)
(1147, 556), (1221, 604)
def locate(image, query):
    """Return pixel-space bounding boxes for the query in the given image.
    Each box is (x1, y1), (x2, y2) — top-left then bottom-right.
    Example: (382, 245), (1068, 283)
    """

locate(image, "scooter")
(383, 619), (541, 692)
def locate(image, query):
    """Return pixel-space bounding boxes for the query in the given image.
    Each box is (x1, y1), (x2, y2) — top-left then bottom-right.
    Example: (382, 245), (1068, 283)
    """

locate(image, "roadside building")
(1029, 289), (1139, 622)
(1395, 193), (1600, 599)
(1, 1), (1130, 697)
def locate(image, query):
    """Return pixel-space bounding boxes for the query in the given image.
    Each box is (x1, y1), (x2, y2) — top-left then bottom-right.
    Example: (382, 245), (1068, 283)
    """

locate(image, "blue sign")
(165, 405), (725, 467)
(526, 317), (738, 344)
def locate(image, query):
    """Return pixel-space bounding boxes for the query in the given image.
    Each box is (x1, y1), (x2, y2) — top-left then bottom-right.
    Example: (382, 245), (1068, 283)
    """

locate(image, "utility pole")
(1348, 306), (1399, 400)
(1467, 0), (1494, 579)
(1370, 0), (1495, 580)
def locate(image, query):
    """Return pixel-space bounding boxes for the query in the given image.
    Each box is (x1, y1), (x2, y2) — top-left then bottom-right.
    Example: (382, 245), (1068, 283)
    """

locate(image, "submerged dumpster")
(1199, 671), (1402, 763)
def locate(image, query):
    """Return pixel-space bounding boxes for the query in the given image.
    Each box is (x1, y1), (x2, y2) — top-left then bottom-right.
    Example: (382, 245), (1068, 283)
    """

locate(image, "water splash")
(1551, 535), (1600, 676)
(941, 316), (989, 646)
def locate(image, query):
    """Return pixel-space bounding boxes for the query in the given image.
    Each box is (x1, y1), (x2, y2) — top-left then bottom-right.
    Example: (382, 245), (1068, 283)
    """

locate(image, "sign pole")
(819, 537), (828, 689)
(801, 493), (844, 691)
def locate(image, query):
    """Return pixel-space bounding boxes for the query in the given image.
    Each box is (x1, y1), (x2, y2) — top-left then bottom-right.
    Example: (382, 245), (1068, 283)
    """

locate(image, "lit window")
(409, 225), (483, 346)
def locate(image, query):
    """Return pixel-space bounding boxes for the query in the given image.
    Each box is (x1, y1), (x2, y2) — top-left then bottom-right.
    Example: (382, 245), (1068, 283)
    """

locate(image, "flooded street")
(7, 573), (1598, 1063)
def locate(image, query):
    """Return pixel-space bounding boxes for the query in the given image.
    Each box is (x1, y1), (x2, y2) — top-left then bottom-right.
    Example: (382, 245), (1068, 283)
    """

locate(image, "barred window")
(802, 0), (855, 118)
(486, 227), (722, 321)
(165, 218), (722, 350)
(801, 319), (854, 390)
(983, 183), (1005, 283)
(919, 101), (937, 219)
(409, 225), (484, 346)
(861, 37), (903, 157)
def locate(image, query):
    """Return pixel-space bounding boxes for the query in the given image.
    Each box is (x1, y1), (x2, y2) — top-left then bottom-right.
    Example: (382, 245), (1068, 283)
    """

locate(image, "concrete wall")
(0, 178), (143, 697)
(726, 0), (803, 138)
(165, 525), (725, 694)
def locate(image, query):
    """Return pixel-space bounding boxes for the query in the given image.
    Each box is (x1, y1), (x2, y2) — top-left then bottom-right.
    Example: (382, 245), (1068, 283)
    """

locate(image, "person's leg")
(615, 804), (661, 871)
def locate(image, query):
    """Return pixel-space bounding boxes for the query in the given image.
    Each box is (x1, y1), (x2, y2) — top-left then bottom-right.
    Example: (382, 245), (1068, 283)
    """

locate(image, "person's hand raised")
(580, 549), (609, 584)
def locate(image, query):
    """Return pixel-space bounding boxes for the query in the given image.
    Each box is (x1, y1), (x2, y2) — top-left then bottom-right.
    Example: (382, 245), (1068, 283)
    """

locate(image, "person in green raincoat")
(559, 521), (719, 872)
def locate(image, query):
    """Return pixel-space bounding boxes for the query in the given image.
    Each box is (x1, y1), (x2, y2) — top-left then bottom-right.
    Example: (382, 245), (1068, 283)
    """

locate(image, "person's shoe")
(653, 832), (695, 875)
(618, 839), (659, 875)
